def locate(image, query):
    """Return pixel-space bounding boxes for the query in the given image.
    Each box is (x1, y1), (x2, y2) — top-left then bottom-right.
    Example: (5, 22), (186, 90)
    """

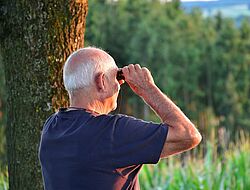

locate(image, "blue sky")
(180, 0), (250, 19)
(181, 0), (219, 1)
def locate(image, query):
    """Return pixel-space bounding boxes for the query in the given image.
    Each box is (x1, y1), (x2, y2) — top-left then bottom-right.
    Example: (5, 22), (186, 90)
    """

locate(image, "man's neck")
(68, 88), (112, 114)
(70, 97), (109, 115)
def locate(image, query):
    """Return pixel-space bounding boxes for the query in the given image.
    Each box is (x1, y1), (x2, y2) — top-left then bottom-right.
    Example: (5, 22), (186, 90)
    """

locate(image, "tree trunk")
(0, 0), (88, 189)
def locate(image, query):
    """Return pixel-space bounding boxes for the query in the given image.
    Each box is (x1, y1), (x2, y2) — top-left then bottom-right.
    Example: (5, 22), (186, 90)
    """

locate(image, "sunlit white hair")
(63, 47), (117, 93)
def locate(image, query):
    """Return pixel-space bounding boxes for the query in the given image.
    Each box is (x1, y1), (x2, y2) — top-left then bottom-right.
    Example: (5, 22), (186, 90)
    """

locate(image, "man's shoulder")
(106, 113), (137, 119)
(44, 112), (57, 125)
(90, 113), (142, 128)
(110, 113), (152, 123)
(102, 113), (156, 129)
(102, 113), (138, 122)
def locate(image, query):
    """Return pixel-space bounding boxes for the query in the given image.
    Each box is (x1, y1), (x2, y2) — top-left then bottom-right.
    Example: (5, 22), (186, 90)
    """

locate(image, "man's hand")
(122, 64), (155, 97)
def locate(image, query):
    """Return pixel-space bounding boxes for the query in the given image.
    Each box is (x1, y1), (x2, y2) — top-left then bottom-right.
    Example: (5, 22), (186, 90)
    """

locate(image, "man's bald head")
(63, 47), (117, 93)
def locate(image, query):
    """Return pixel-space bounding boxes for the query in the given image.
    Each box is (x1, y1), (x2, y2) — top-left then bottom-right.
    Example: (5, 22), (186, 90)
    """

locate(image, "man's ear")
(95, 72), (106, 92)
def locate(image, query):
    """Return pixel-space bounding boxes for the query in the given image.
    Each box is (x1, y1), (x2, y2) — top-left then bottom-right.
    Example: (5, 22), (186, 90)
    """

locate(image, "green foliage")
(0, 166), (8, 190)
(85, 0), (250, 135)
(139, 132), (250, 190)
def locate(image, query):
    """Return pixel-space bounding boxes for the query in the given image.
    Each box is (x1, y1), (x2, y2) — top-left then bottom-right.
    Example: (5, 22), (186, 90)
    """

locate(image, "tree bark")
(0, 0), (88, 189)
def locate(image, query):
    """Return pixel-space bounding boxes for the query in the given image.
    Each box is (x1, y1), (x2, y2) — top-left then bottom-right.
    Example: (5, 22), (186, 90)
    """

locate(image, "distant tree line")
(85, 0), (250, 138)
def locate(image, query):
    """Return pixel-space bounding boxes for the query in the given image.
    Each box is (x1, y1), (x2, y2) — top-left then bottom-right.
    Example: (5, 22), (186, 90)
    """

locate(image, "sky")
(181, 0), (218, 2)
(179, 0), (250, 19)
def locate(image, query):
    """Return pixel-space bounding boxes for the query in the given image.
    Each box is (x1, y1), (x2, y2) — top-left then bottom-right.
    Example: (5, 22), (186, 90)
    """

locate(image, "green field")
(139, 133), (250, 190)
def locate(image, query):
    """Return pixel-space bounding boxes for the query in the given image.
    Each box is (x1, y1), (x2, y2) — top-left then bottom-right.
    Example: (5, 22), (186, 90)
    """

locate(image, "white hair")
(63, 47), (117, 93)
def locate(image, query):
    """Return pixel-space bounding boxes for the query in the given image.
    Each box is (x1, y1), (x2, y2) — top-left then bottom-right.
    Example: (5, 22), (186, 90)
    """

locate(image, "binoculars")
(116, 69), (125, 81)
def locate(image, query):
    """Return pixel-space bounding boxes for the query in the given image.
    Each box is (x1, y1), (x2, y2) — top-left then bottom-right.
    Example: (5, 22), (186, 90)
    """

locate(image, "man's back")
(39, 108), (168, 190)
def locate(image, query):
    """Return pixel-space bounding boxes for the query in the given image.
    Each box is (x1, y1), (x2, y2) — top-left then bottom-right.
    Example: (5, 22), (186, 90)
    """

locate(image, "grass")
(0, 166), (8, 190)
(139, 132), (250, 190)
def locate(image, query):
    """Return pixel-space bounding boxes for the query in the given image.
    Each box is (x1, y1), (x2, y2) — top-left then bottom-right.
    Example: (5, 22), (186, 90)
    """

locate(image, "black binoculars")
(116, 69), (125, 81)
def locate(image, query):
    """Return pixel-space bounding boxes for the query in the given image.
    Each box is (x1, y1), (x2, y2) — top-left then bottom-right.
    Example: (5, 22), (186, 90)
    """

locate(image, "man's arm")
(122, 64), (202, 158)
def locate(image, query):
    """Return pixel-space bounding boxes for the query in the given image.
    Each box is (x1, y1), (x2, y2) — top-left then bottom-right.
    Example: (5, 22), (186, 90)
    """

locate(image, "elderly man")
(39, 47), (201, 190)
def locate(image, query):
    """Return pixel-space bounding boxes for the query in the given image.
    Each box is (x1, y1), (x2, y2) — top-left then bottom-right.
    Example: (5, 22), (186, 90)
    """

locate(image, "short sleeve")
(111, 115), (168, 168)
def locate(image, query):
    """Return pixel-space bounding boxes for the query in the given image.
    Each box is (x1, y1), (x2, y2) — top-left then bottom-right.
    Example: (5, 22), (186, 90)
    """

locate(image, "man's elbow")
(187, 125), (202, 149)
(190, 131), (202, 148)
(160, 124), (202, 158)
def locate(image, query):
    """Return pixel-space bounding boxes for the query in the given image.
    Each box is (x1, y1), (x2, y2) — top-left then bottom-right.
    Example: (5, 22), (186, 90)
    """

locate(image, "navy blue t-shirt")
(39, 108), (168, 190)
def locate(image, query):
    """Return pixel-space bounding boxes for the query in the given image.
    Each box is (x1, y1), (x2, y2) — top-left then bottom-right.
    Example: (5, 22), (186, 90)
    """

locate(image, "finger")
(134, 64), (141, 71)
(122, 66), (129, 77)
(128, 64), (135, 73)
(142, 67), (152, 78)
(142, 67), (154, 83)
(142, 67), (150, 74)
